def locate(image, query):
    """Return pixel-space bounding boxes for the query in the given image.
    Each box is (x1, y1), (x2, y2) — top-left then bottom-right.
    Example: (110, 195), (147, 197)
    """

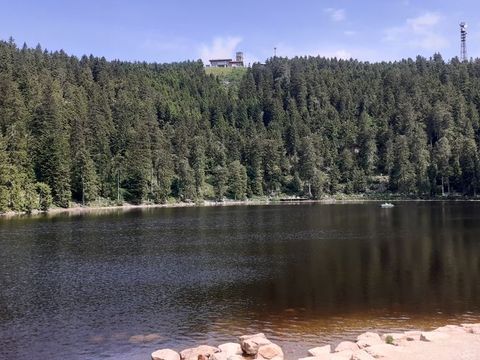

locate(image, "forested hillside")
(1, 38), (480, 212)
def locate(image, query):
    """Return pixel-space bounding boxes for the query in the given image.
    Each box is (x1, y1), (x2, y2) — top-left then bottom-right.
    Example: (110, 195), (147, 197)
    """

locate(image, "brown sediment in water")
(207, 311), (480, 358)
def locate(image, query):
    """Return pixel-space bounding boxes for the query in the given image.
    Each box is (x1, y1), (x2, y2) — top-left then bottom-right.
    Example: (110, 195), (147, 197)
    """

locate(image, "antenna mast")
(460, 22), (467, 62)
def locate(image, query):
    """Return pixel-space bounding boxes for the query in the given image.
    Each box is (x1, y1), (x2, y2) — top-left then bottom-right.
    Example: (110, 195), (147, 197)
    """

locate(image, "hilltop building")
(209, 52), (244, 68)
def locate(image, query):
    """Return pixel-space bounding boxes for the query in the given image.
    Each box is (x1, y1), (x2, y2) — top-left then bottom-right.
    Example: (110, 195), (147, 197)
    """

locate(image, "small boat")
(381, 202), (394, 208)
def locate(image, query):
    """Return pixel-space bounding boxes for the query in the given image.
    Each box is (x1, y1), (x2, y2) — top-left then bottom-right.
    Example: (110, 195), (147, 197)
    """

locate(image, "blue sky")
(1, 0), (480, 64)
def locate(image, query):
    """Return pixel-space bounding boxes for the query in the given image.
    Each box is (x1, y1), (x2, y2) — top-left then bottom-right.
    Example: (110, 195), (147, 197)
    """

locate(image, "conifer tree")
(35, 79), (71, 207)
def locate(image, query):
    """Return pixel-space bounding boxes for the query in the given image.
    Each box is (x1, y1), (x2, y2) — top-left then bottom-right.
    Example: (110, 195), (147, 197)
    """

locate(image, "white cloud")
(407, 12), (441, 31)
(199, 36), (242, 63)
(324, 8), (346, 22)
(384, 12), (448, 51)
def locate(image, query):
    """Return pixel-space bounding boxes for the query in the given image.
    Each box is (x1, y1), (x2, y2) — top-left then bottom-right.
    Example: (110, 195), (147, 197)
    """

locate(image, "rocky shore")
(151, 323), (480, 360)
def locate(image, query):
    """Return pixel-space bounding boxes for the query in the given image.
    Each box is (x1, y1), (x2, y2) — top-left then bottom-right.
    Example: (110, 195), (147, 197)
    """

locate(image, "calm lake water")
(1, 202), (480, 360)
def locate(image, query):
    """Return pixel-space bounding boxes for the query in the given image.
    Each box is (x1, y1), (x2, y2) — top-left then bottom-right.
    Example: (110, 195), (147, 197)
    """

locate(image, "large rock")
(218, 343), (242, 356)
(434, 325), (467, 334)
(461, 323), (480, 334)
(180, 345), (220, 360)
(352, 350), (375, 360)
(308, 345), (331, 356)
(470, 326), (480, 334)
(404, 331), (422, 341)
(212, 353), (249, 360)
(299, 352), (352, 360)
(335, 341), (359, 352)
(461, 323), (480, 328)
(330, 350), (354, 360)
(363, 344), (399, 358)
(419, 331), (449, 342)
(211, 353), (228, 360)
(227, 356), (251, 360)
(381, 332), (406, 345)
(356, 332), (383, 348)
(152, 349), (181, 360)
(257, 342), (284, 360)
(299, 354), (351, 360)
(239, 333), (271, 355)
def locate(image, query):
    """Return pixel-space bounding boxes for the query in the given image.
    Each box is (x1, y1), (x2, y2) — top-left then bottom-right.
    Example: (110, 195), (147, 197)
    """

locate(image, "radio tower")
(460, 22), (468, 62)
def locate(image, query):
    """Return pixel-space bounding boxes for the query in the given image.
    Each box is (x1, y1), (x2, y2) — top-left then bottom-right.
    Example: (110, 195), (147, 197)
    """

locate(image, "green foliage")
(228, 160), (248, 200)
(352, 168), (368, 193)
(205, 67), (247, 91)
(385, 335), (394, 345)
(212, 165), (228, 201)
(34, 79), (71, 207)
(2, 39), (480, 213)
(311, 170), (327, 199)
(35, 182), (53, 211)
(298, 137), (317, 197)
(0, 186), (8, 212)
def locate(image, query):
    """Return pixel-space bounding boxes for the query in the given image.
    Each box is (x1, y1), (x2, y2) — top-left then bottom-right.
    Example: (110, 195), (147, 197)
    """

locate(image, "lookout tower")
(460, 22), (467, 62)
(236, 52), (244, 62)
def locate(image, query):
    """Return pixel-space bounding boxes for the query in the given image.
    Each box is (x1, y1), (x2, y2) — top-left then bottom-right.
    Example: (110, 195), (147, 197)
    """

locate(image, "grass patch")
(205, 67), (247, 89)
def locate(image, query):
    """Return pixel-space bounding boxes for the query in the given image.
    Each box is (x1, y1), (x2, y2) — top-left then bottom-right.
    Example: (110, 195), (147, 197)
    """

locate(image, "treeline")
(1, 38), (480, 212)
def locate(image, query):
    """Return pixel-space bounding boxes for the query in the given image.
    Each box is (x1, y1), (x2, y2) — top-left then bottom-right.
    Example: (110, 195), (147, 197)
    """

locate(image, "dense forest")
(1, 38), (480, 212)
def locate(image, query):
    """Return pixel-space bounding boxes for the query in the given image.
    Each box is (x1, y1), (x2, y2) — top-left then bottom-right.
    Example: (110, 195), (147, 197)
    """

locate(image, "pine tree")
(390, 135), (415, 194)
(190, 136), (206, 198)
(0, 136), (11, 211)
(123, 122), (152, 204)
(175, 158), (196, 201)
(212, 165), (228, 201)
(298, 137), (317, 197)
(228, 160), (247, 200)
(434, 137), (452, 196)
(35, 79), (71, 207)
(358, 111), (377, 175)
(459, 138), (479, 195)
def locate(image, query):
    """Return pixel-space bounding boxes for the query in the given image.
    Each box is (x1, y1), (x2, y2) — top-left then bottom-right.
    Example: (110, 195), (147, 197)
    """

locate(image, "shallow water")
(0, 202), (479, 359)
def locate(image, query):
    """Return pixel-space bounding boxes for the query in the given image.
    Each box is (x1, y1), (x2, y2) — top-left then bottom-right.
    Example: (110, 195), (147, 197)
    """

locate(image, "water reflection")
(0, 202), (479, 360)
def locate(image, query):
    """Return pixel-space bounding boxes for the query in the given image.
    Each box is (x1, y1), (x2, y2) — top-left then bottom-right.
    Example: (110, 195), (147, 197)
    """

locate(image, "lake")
(0, 202), (479, 360)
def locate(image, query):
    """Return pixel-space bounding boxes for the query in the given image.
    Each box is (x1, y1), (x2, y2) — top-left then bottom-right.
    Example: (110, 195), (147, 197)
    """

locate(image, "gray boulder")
(334, 341), (359, 352)
(308, 345), (331, 356)
(356, 332), (383, 348)
(239, 333), (271, 355)
(257, 342), (283, 360)
(180, 345), (220, 360)
(152, 349), (181, 360)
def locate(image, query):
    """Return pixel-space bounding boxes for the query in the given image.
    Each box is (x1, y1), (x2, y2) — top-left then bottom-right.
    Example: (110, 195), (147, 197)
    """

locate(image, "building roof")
(209, 59), (232, 62)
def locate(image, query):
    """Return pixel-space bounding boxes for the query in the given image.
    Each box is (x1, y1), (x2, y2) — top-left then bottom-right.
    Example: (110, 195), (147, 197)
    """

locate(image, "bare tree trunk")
(117, 169), (120, 204)
(82, 175), (85, 206)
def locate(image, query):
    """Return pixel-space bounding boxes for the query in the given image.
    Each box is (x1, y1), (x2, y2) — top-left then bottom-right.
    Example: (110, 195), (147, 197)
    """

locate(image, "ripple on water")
(0, 203), (480, 360)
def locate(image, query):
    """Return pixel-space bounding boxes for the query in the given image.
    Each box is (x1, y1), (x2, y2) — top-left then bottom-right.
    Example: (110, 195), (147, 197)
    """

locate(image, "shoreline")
(151, 323), (480, 360)
(2, 196), (480, 218)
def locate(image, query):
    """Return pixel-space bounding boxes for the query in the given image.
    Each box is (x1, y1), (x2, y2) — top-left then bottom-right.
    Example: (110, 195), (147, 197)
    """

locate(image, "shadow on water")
(0, 202), (479, 359)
